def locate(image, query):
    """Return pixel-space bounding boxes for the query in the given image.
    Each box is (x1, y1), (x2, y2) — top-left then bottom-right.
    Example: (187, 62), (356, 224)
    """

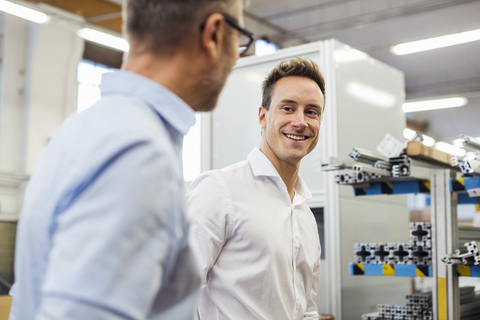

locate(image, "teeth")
(285, 134), (306, 141)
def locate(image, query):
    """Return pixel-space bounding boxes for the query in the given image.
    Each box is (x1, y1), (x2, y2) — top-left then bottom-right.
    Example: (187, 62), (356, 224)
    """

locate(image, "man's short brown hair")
(262, 58), (326, 110)
(125, 0), (238, 55)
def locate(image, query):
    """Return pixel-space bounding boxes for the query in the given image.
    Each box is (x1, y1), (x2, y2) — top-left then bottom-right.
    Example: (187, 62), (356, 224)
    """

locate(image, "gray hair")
(125, 0), (239, 55)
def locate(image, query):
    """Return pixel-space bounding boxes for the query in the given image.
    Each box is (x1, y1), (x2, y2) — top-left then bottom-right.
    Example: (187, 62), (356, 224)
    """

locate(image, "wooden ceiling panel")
(24, 0), (122, 33)
(92, 19), (122, 33)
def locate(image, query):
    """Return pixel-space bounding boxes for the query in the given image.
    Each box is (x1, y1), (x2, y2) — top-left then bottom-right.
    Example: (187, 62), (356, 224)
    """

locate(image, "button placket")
(291, 202), (302, 319)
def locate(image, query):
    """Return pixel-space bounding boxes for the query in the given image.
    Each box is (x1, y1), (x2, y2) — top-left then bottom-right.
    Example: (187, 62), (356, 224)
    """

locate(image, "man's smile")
(284, 133), (308, 141)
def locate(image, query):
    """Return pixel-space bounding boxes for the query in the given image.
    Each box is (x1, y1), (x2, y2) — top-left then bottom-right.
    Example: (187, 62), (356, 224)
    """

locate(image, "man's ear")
(200, 13), (225, 59)
(258, 106), (267, 128)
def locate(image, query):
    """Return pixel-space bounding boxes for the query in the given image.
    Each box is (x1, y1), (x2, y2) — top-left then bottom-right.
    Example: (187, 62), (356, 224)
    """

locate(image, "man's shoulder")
(219, 159), (250, 173)
(188, 159), (251, 194)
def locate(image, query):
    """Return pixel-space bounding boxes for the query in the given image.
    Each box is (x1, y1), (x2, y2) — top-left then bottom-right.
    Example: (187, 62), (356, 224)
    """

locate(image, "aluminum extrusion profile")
(349, 147), (390, 165)
(391, 155), (412, 177)
(442, 241), (480, 265)
(353, 164), (391, 177)
(459, 158), (480, 176)
(411, 245), (432, 266)
(373, 160), (392, 171)
(466, 241), (480, 265)
(460, 134), (480, 152)
(392, 243), (414, 264)
(410, 222), (432, 242)
(354, 243), (375, 264)
(321, 157), (356, 171)
(335, 170), (383, 185)
(372, 243), (395, 265)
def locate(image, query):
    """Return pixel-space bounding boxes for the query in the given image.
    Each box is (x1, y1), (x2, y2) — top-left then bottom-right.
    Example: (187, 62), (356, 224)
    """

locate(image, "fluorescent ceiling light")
(77, 28), (129, 52)
(391, 29), (480, 55)
(346, 82), (396, 108)
(453, 138), (464, 148)
(255, 39), (279, 57)
(402, 128), (435, 146)
(422, 134), (435, 147)
(402, 97), (467, 113)
(465, 153), (477, 160)
(0, 0), (50, 23)
(434, 141), (466, 157)
(403, 128), (416, 140)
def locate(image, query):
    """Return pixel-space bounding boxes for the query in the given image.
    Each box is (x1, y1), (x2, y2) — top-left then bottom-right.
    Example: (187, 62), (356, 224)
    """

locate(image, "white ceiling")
(241, 0), (480, 144)
(106, 0), (480, 144)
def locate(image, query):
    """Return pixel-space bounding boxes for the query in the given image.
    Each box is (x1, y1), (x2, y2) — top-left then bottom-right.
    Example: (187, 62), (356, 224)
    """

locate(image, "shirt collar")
(247, 147), (312, 200)
(100, 70), (196, 136)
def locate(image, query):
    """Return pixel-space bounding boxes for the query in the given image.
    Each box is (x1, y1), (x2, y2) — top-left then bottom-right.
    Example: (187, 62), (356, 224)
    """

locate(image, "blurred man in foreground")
(9, 0), (253, 319)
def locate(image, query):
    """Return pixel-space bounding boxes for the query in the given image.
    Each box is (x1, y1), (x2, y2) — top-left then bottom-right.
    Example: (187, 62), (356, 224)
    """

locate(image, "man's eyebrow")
(279, 99), (323, 110)
(279, 99), (297, 104)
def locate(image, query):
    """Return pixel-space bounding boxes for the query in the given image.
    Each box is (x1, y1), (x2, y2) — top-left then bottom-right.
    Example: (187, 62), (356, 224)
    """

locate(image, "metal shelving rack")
(341, 164), (480, 319)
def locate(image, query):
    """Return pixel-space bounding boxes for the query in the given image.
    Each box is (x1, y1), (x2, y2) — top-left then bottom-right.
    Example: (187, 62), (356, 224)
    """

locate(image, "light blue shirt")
(9, 71), (201, 320)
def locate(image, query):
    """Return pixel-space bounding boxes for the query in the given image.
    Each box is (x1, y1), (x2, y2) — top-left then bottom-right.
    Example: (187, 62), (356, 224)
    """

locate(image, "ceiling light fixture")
(391, 29), (480, 55)
(434, 141), (466, 157)
(422, 134), (435, 147)
(77, 28), (129, 52)
(0, 0), (50, 23)
(402, 97), (468, 113)
(403, 128), (416, 140)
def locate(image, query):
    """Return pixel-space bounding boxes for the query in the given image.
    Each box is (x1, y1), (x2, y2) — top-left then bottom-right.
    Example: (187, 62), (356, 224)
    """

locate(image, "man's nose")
(291, 112), (307, 128)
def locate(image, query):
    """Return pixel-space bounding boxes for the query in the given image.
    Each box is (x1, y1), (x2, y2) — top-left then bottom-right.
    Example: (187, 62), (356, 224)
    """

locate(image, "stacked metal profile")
(332, 147), (412, 184)
(458, 135), (480, 176)
(362, 287), (480, 320)
(361, 291), (432, 320)
(442, 226), (480, 265)
(335, 170), (382, 185)
(354, 222), (432, 266)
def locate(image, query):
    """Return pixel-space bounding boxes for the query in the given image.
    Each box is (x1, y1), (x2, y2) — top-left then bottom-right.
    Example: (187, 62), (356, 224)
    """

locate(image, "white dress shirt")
(187, 147), (321, 320)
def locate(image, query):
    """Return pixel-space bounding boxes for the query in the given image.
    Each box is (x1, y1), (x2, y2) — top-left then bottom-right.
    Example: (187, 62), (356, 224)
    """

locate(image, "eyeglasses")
(220, 13), (255, 55)
(201, 13), (255, 55)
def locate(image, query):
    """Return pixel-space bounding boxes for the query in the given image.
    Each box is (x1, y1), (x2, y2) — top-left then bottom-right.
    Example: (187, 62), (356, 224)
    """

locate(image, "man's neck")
(122, 51), (199, 108)
(275, 162), (300, 202)
(259, 148), (300, 201)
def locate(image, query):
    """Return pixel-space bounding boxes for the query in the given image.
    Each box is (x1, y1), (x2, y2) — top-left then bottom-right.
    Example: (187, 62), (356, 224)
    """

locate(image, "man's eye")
(306, 110), (318, 116)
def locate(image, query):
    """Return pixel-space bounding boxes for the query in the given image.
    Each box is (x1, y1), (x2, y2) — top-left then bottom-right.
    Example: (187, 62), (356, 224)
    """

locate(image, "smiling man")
(187, 58), (326, 319)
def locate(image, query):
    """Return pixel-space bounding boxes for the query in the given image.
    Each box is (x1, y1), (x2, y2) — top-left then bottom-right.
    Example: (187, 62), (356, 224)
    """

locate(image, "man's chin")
(195, 94), (219, 112)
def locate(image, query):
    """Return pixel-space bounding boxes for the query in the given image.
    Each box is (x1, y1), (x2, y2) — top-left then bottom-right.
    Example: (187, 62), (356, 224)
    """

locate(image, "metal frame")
(459, 158), (480, 176)
(460, 135), (480, 152)
(431, 169), (459, 320)
(321, 39), (343, 319)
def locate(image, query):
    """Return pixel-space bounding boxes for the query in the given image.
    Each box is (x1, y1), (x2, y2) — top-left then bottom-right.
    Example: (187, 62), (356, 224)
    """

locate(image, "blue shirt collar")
(100, 70), (196, 136)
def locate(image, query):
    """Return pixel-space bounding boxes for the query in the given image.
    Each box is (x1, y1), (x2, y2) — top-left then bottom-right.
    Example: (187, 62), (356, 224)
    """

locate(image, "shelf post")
(431, 169), (459, 320)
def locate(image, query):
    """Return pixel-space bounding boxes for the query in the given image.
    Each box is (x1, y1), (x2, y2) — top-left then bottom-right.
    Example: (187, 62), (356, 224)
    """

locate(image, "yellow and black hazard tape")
(392, 180), (430, 194)
(450, 177), (465, 191)
(456, 265), (480, 277)
(351, 263), (365, 275)
(354, 180), (430, 196)
(353, 182), (393, 196)
(350, 263), (432, 277)
(419, 180), (430, 193)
